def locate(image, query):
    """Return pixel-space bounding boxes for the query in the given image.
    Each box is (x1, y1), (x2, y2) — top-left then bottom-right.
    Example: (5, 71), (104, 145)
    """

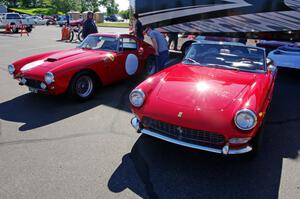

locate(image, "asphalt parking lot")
(0, 26), (300, 199)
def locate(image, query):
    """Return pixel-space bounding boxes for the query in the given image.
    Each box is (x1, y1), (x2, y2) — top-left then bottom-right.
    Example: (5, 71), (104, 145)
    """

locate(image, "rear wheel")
(68, 71), (96, 101)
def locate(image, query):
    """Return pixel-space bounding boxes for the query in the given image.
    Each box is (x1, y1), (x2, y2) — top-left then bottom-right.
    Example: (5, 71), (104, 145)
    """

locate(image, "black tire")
(26, 27), (32, 33)
(246, 120), (265, 158)
(11, 24), (18, 33)
(68, 71), (96, 101)
(69, 31), (74, 42)
(143, 56), (156, 78)
(77, 30), (83, 42)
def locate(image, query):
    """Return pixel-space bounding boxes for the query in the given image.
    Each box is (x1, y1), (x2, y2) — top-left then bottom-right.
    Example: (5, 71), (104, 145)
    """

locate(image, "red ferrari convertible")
(130, 41), (277, 155)
(8, 34), (156, 100)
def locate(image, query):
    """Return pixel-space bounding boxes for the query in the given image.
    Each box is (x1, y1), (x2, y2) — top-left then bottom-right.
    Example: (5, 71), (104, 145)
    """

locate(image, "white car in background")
(268, 43), (300, 69)
(28, 16), (48, 25)
(0, 13), (34, 32)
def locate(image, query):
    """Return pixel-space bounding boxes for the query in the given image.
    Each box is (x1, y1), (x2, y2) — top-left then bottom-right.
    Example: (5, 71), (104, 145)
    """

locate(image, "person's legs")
(157, 51), (169, 71)
(168, 37), (173, 49)
(174, 36), (178, 51)
(155, 55), (160, 73)
(161, 51), (169, 69)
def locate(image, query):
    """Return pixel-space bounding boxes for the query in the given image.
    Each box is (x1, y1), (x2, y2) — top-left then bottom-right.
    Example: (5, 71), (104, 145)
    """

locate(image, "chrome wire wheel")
(75, 75), (94, 98)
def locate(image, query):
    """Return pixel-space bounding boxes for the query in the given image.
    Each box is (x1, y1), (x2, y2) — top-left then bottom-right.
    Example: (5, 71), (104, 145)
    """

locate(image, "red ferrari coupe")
(130, 41), (277, 155)
(8, 34), (156, 100)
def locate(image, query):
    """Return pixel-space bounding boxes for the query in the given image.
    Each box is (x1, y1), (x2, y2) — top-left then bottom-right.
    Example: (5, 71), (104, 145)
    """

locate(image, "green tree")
(80, 0), (99, 12)
(99, 0), (119, 15)
(119, 9), (129, 19)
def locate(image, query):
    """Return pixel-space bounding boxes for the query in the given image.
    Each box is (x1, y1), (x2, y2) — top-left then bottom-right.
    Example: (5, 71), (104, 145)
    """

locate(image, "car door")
(112, 36), (141, 81)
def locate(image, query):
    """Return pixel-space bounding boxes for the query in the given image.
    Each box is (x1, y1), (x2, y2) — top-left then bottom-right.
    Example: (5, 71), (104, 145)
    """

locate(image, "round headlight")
(129, 89), (145, 108)
(234, 109), (257, 131)
(8, 64), (15, 75)
(44, 72), (55, 85)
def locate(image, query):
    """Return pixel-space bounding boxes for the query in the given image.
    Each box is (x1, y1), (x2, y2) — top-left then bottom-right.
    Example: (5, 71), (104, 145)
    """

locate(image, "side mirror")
(266, 58), (277, 72)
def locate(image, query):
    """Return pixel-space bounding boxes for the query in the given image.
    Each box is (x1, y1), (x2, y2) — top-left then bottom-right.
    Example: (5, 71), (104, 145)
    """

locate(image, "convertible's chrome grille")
(25, 79), (42, 89)
(142, 117), (225, 145)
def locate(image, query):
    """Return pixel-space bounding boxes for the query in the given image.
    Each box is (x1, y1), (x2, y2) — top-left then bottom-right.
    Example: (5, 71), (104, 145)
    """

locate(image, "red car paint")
(131, 58), (277, 153)
(11, 34), (155, 95)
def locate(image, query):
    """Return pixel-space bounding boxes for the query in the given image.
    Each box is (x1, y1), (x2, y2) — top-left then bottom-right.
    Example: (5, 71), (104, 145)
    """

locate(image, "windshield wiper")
(183, 58), (201, 65)
(206, 64), (240, 71)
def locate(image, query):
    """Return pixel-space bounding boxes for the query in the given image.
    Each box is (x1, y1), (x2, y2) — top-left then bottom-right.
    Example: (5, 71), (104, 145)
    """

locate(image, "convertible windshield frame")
(183, 42), (267, 73)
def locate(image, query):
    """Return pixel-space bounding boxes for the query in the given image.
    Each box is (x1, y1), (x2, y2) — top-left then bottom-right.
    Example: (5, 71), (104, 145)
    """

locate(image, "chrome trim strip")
(131, 117), (252, 155)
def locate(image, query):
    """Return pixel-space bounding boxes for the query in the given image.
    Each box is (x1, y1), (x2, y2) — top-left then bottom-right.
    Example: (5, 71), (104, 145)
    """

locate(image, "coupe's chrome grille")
(25, 79), (41, 89)
(142, 117), (225, 145)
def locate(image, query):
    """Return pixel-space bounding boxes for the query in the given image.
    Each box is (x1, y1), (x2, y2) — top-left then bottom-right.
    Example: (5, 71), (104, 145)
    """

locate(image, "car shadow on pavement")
(0, 33), (21, 38)
(108, 69), (300, 199)
(0, 77), (140, 131)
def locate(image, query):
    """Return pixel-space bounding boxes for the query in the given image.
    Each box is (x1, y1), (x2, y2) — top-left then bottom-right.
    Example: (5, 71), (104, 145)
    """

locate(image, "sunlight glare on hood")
(196, 81), (210, 92)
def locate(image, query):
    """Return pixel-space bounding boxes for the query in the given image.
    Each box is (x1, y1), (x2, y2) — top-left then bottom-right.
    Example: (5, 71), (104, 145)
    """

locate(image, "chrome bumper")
(131, 117), (252, 155)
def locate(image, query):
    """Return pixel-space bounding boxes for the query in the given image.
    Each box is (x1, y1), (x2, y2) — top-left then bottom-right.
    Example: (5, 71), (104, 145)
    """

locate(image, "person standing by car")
(82, 12), (98, 39)
(66, 13), (70, 25)
(145, 26), (169, 73)
(168, 32), (178, 51)
(133, 13), (144, 40)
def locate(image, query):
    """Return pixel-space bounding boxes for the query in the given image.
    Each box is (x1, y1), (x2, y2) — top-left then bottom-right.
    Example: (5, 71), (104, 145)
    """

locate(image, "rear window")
(120, 38), (138, 51)
(7, 14), (21, 19)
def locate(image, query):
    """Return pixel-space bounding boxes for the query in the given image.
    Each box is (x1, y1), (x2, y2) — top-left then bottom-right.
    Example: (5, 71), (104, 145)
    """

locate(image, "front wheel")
(68, 72), (96, 101)
(245, 121), (265, 158)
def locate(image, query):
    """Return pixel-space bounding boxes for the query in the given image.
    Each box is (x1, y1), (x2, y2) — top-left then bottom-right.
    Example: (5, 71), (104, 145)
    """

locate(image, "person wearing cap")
(82, 12), (98, 39)
(133, 13), (144, 40)
(145, 26), (169, 73)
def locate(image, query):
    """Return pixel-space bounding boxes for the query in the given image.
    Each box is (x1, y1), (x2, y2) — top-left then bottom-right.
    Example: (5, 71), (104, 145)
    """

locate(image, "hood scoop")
(45, 57), (58, 62)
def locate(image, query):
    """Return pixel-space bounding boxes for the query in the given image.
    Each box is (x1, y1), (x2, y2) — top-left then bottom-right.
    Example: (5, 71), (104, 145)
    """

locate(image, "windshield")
(7, 14), (21, 19)
(78, 35), (118, 51)
(183, 43), (266, 72)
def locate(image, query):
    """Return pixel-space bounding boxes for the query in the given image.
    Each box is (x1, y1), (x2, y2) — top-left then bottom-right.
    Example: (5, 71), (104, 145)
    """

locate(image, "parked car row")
(0, 12), (86, 30)
(11, 33), (300, 156)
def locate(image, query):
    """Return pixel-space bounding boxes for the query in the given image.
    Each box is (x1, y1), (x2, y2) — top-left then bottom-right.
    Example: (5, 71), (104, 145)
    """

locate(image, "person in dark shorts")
(82, 12), (98, 39)
(168, 32), (178, 51)
(145, 26), (169, 73)
(133, 13), (144, 40)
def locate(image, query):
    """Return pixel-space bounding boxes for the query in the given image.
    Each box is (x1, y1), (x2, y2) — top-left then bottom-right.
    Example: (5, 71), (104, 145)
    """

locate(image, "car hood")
(20, 48), (111, 75)
(155, 64), (257, 111)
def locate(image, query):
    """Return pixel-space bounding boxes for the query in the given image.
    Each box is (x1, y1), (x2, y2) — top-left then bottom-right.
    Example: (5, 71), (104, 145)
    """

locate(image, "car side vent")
(45, 58), (58, 62)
